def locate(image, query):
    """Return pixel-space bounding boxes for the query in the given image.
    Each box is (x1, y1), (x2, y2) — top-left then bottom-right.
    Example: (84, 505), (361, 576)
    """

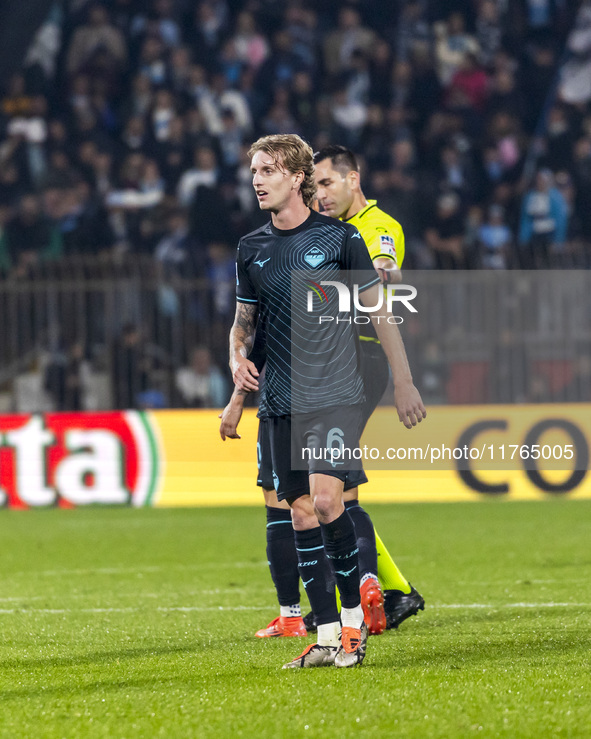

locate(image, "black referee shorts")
(358, 338), (390, 430)
(344, 340), (389, 490)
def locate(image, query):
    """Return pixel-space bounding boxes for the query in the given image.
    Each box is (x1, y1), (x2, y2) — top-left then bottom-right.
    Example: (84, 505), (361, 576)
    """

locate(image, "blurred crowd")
(0, 0), (590, 409)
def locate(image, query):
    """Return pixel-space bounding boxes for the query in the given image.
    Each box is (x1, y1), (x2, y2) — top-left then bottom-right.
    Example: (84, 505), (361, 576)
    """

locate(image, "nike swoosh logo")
(254, 258), (271, 267)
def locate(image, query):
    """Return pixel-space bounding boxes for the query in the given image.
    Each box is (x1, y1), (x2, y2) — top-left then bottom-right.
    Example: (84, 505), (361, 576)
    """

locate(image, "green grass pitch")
(0, 500), (589, 738)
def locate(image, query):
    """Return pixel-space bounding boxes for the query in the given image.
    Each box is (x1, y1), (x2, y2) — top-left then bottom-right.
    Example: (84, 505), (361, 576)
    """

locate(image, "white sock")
(280, 604), (301, 618)
(360, 572), (378, 586)
(341, 605), (364, 629)
(317, 621), (340, 647)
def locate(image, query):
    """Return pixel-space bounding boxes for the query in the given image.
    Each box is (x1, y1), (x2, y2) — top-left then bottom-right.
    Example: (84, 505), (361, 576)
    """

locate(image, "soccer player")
(313, 145), (425, 628)
(221, 146), (425, 639)
(227, 133), (425, 668)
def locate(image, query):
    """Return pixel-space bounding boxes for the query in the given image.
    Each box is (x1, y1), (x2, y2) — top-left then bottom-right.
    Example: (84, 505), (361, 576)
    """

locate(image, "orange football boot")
(360, 577), (387, 635)
(335, 622), (368, 667)
(255, 615), (307, 638)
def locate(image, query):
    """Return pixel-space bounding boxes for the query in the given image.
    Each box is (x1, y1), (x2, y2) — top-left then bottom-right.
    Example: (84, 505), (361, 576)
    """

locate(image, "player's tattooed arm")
(229, 302), (260, 392)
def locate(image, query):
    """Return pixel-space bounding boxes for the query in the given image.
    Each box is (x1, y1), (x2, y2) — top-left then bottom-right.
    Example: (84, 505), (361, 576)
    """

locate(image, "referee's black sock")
(320, 509), (361, 609)
(344, 499), (378, 581)
(294, 526), (338, 626)
(265, 506), (300, 608)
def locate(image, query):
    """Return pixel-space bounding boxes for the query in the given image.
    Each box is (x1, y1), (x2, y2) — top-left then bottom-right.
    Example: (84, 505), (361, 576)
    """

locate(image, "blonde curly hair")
(248, 134), (317, 208)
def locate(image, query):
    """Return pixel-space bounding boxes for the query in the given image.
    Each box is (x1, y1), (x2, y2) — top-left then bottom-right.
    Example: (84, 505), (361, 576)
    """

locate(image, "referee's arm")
(367, 222), (403, 284)
(373, 255), (402, 285)
(358, 283), (426, 429)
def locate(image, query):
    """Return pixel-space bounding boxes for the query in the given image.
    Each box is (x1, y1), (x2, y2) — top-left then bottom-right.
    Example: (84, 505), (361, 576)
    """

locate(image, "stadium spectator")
(559, 3), (591, 105)
(0, 73), (36, 119)
(175, 345), (228, 408)
(131, 0), (182, 50)
(255, 30), (305, 107)
(261, 95), (300, 137)
(485, 66), (525, 124)
(150, 89), (177, 143)
(329, 88), (368, 149)
(395, 0), (431, 62)
(284, 5), (318, 69)
(55, 179), (116, 256)
(475, 0), (504, 68)
(406, 45), (442, 132)
(424, 191), (466, 270)
(177, 146), (218, 207)
(323, 7), (377, 78)
(111, 323), (153, 410)
(521, 42), (557, 131)
(445, 53), (489, 114)
(231, 11), (269, 70)
(553, 169), (585, 265)
(154, 208), (204, 281)
(289, 71), (317, 141)
(542, 105), (577, 172)
(476, 204), (513, 270)
(434, 12), (479, 86)
(44, 342), (93, 411)
(167, 46), (193, 96)
(67, 3), (127, 77)
(572, 135), (591, 248)
(188, 0), (229, 66)
(155, 115), (189, 191)
(206, 240), (236, 323)
(519, 169), (569, 268)
(436, 143), (476, 205)
(137, 35), (167, 86)
(0, 194), (62, 275)
(199, 72), (252, 137)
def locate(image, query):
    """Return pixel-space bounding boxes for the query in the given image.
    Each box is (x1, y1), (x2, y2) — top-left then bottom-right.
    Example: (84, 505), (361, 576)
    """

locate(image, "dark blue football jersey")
(236, 210), (380, 416)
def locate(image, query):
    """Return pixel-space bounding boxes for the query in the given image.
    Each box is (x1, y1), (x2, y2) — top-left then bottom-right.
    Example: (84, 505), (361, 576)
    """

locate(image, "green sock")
(375, 529), (411, 594)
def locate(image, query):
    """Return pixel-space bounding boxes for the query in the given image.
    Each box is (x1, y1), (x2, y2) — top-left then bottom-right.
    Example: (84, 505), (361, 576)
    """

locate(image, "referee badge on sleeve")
(379, 234), (396, 258)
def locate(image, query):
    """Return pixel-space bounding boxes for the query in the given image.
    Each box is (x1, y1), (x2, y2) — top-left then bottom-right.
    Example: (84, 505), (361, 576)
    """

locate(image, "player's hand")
(394, 382), (427, 429)
(219, 399), (244, 440)
(231, 356), (259, 392)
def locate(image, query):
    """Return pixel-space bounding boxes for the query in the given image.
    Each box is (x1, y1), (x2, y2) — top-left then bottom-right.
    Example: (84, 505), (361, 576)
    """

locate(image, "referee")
(314, 145), (425, 628)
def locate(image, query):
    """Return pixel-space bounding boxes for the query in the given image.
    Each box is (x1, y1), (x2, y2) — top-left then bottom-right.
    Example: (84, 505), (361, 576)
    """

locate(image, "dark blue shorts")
(266, 404), (366, 501)
(256, 342), (387, 496)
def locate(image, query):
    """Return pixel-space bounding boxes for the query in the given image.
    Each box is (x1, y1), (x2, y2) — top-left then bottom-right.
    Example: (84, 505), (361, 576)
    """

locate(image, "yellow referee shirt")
(343, 200), (405, 267)
(343, 200), (405, 343)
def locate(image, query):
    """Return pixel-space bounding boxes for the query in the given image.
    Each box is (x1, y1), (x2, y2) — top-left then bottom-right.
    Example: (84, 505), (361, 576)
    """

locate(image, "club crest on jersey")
(304, 247), (325, 268)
